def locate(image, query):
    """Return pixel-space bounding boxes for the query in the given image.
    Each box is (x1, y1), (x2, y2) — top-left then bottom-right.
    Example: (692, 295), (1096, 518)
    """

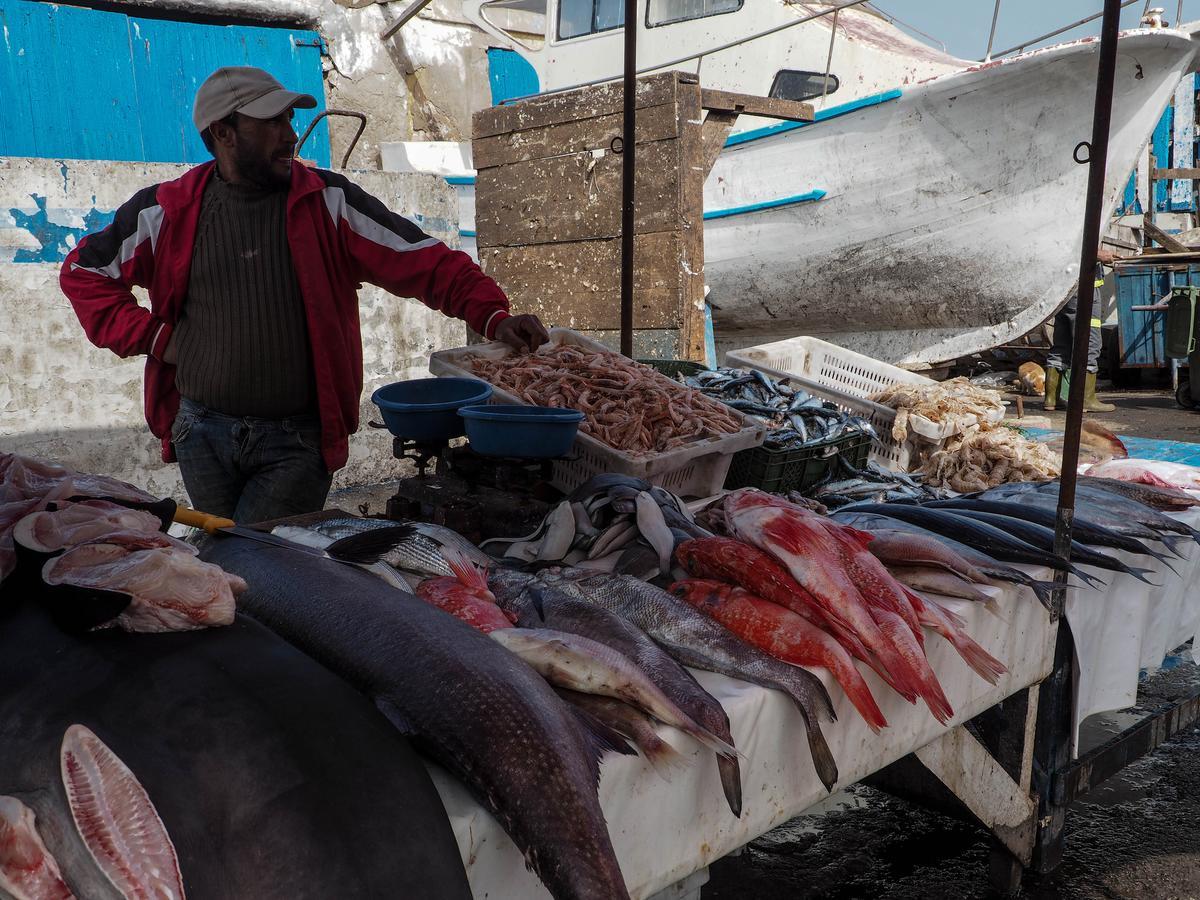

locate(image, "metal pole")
(984, 0), (1002, 61)
(1178, 0), (1185, 26)
(822, 10), (839, 101)
(619, 0), (637, 357)
(1052, 0), (1123, 615)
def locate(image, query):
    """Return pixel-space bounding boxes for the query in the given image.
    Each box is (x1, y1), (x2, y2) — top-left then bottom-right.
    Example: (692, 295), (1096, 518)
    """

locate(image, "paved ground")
(705, 654), (1200, 900)
(1014, 373), (1200, 445)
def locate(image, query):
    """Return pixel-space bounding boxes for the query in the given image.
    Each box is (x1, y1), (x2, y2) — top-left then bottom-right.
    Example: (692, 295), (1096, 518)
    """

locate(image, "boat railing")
(383, 0), (1189, 103)
(983, 0), (1180, 59)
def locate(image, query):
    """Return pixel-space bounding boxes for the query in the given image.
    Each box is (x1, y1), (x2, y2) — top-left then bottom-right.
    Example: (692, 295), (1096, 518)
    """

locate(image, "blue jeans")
(171, 398), (332, 524)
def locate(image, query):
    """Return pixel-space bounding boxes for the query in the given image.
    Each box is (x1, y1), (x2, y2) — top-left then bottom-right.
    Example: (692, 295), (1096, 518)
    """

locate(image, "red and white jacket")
(60, 161), (511, 472)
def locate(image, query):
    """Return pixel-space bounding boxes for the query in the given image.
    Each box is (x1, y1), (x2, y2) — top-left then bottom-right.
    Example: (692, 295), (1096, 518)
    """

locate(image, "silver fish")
(201, 538), (634, 900)
(535, 569), (839, 791)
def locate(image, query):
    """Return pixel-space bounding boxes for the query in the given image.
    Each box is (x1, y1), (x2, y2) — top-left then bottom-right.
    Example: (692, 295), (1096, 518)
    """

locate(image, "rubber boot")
(1083, 372), (1115, 412)
(1043, 367), (1062, 411)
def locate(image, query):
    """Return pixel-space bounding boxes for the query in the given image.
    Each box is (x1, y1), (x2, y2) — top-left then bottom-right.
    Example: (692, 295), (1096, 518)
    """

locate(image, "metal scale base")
(384, 437), (558, 543)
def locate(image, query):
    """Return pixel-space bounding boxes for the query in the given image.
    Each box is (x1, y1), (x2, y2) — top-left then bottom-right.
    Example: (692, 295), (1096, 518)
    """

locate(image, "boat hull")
(704, 28), (1199, 365)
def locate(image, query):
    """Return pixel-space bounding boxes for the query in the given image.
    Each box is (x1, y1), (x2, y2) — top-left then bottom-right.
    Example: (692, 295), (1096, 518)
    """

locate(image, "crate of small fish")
(429, 330), (767, 497)
(725, 336), (1004, 472)
(666, 367), (877, 493)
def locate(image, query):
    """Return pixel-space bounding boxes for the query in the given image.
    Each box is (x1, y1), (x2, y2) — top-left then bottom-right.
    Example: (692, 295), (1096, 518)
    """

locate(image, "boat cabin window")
(769, 70), (840, 102)
(646, 0), (742, 27)
(558, 0), (624, 39)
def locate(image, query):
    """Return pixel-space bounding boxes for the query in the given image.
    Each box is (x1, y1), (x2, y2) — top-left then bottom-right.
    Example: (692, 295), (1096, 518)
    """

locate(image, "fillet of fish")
(0, 795), (75, 900)
(60, 725), (186, 900)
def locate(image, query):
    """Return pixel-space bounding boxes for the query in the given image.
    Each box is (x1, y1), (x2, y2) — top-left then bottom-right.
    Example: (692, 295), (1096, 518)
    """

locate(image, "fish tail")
(921, 598), (1008, 685)
(638, 732), (689, 784)
(717, 755), (744, 818)
(831, 657), (888, 733)
(877, 609), (953, 725)
(798, 706), (839, 792)
(1121, 564), (1161, 587)
(950, 629), (1008, 684)
(1068, 566), (1108, 590)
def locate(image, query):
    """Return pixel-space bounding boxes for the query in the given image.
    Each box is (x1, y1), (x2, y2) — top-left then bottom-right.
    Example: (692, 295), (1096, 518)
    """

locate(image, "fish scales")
(533, 569), (840, 792)
(200, 538), (631, 900)
(488, 568), (744, 817)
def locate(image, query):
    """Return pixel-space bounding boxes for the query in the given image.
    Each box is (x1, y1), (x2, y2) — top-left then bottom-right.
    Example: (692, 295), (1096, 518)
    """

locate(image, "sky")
(869, 1), (1200, 61)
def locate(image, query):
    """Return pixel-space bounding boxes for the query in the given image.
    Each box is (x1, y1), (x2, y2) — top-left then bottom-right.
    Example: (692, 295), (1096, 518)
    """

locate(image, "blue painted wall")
(486, 47), (539, 105)
(1152, 102), (1174, 213)
(0, 0), (330, 166)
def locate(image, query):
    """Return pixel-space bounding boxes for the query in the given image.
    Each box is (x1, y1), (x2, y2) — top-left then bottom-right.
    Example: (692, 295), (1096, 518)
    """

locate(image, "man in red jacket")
(61, 66), (548, 523)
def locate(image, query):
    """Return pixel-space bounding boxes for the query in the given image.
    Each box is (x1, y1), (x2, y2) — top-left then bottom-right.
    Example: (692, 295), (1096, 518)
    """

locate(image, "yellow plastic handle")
(173, 506), (236, 533)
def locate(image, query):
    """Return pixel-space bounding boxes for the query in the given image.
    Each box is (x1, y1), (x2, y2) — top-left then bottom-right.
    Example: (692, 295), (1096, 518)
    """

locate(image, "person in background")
(61, 66), (548, 523)
(1044, 247), (1117, 413)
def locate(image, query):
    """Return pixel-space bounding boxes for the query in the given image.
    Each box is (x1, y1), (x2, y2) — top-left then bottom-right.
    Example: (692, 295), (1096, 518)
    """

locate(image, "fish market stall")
(3, 407), (1199, 899)
(427, 583), (1055, 899)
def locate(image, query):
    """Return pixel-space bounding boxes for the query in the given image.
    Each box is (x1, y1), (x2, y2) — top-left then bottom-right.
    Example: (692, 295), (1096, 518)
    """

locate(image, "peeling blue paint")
(7, 195), (115, 263)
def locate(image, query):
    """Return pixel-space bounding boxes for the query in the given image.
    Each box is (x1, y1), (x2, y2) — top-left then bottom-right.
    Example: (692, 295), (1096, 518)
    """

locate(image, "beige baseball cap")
(193, 66), (317, 132)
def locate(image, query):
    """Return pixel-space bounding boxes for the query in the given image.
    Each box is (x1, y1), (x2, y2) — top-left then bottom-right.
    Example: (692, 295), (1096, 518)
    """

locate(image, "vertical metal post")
(984, 0), (1002, 61)
(1052, 0), (1122, 600)
(822, 10), (839, 101)
(619, 0), (638, 357)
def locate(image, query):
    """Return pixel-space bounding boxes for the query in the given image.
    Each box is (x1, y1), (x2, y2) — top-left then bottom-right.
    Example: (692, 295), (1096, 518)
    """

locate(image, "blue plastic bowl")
(458, 404), (584, 458)
(371, 378), (494, 442)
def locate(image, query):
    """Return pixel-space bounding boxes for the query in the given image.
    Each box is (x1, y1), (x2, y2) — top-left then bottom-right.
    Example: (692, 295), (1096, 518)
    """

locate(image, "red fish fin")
(921, 599), (1008, 685)
(444, 546), (491, 595)
(830, 522), (876, 550)
(831, 660), (888, 733)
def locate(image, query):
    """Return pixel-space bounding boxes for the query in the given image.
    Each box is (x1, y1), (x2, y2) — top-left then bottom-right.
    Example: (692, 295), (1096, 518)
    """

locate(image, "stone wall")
(0, 156), (465, 499)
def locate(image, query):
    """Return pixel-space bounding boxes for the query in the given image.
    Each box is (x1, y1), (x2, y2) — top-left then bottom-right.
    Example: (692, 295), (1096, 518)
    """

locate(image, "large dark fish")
(830, 511), (1061, 608)
(1081, 475), (1200, 511)
(489, 568), (743, 818)
(980, 482), (1200, 545)
(969, 485), (1181, 547)
(200, 537), (631, 900)
(533, 568), (840, 792)
(0, 601), (471, 900)
(924, 498), (1178, 573)
(837, 504), (1106, 588)
(919, 508), (1157, 585)
(923, 499), (1177, 568)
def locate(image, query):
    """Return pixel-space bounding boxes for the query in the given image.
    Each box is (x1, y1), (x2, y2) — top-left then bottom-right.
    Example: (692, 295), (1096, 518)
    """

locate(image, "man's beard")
(234, 139), (291, 190)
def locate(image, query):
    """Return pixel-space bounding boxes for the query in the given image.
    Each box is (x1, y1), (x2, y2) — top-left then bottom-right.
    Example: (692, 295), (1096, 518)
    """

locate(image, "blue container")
(371, 378), (493, 442)
(458, 405), (584, 458)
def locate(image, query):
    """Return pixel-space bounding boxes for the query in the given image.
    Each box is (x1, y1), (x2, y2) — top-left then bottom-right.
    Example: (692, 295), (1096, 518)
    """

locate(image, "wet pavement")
(1014, 376), (1200, 445)
(705, 656), (1200, 900)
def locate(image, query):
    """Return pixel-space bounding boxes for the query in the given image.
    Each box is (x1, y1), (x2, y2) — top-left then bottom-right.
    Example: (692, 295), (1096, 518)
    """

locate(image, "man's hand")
(1097, 248), (1119, 266)
(161, 333), (179, 365)
(494, 314), (550, 352)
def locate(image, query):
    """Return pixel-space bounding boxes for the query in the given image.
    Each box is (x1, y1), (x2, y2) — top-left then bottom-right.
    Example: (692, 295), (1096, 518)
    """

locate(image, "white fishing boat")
(385, 3), (1200, 366)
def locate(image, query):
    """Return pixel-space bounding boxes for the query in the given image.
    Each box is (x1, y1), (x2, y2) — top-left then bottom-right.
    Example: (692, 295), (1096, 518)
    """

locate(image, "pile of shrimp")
(920, 426), (1060, 493)
(870, 378), (1006, 442)
(468, 344), (743, 454)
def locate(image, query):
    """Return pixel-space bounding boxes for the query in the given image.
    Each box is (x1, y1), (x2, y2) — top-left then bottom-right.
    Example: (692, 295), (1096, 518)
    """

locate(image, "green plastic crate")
(636, 358), (710, 379)
(723, 430), (872, 494)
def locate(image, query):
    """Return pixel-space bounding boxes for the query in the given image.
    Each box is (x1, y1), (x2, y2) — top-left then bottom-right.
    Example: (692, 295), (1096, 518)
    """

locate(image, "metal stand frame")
(867, 619), (1200, 893)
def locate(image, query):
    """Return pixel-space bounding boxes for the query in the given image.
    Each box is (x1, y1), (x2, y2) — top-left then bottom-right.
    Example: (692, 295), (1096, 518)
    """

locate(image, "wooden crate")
(471, 71), (812, 362)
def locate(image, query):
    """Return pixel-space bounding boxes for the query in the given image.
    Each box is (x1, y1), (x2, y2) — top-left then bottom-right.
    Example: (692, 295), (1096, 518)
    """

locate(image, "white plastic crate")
(726, 336), (992, 472)
(429, 329), (766, 497)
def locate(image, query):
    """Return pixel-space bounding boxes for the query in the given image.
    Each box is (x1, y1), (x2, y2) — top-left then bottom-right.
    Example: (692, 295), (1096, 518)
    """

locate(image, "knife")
(173, 506), (331, 556)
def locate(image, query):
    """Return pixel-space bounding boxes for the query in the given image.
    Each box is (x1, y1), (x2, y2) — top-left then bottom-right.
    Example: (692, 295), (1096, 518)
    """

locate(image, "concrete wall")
(0, 156), (465, 499)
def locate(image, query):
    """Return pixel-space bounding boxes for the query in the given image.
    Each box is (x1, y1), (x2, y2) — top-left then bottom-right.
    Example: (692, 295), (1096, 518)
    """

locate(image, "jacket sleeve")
(317, 171), (511, 338)
(59, 184), (173, 359)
